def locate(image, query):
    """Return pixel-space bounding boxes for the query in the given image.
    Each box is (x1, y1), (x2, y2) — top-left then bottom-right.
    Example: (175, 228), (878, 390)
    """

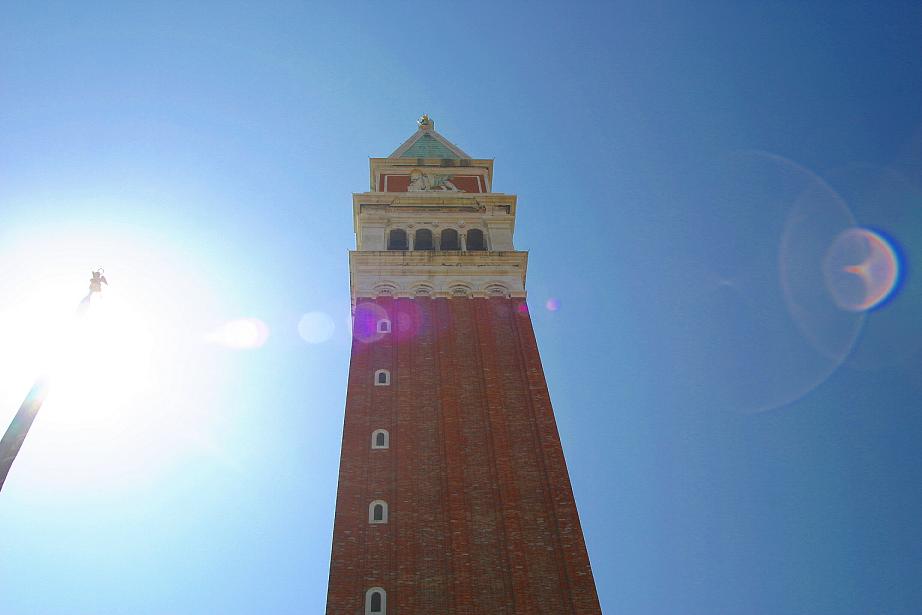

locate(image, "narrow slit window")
(365, 588), (386, 614)
(377, 319), (391, 333)
(369, 500), (388, 523)
(372, 429), (389, 449)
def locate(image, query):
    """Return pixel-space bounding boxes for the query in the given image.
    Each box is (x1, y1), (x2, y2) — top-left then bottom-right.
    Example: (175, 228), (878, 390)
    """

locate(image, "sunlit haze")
(0, 225), (229, 490)
(2, 3), (922, 615)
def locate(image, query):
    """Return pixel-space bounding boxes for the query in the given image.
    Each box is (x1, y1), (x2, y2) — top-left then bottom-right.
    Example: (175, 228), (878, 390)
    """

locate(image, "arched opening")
(372, 429), (389, 449)
(414, 228), (434, 250)
(440, 228), (460, 250)
(369, 500), (388, 523)
(376, 319), (391, 333)
(466, 228), (486, 251)
(365, 588), (386, 614)
(387, 229), (408, 250)
(374, 369), (390, 386)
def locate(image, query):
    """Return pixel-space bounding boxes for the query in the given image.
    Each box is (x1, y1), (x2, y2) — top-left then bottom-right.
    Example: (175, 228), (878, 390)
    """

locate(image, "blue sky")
(1, 2), (921, 614)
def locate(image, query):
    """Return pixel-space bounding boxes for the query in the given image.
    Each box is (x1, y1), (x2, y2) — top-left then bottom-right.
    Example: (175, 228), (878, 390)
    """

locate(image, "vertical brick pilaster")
(473, 298), (536, 613)
(435, 298), (475, 614)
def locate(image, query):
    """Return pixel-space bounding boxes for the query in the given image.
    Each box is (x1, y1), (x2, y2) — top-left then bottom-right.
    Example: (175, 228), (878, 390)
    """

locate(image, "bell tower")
(325, 117), (602, 614)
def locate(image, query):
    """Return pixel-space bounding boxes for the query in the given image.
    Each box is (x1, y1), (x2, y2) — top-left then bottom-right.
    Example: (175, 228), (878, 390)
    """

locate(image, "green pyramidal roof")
(389, 116), (472, 159)
(399, 133), (460, 159)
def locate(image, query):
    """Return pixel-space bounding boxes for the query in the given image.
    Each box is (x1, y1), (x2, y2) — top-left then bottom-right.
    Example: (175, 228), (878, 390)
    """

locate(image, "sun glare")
(0, 223), (238, 491)
(207, 317), (270, 349)
(48, 289), (156, 424)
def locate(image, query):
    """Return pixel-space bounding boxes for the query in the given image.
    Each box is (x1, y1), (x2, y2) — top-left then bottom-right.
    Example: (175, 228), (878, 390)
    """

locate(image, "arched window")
(377, 319), (391, 333)
(387, 229), (408, 250)
(373, 284), (396, 297)
(369, 500), (388, 523)
(371, 429), (389, 449)
(440, 228), (460, 250)
(365, 587), (386, 614)
(466, 228), (486, 251)
(374, 369), (390, 386)
(414, 228), (434, 250)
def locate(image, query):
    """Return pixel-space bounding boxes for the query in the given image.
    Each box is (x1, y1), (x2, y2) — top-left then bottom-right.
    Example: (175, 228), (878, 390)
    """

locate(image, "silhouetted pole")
(0, 270), (107, 493)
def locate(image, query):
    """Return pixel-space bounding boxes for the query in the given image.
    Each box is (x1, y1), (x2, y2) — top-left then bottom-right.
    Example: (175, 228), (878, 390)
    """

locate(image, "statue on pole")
(0, 270), (108, 492)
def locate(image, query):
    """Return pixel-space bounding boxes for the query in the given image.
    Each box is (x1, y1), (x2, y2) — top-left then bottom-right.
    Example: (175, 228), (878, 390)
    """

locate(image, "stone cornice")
(352, 192), (515, 208)
(349, 250), (528, 303)
(353, 193), (517, 238)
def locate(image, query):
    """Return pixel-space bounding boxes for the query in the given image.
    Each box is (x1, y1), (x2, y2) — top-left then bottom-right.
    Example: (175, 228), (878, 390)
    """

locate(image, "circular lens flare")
(297, 311), (335, 344)
(823, 228), (900, 312)
(352, 301), (388, 343)
(822, 165), (922, 370)
(674, 151), (866, 414)
(779, 171), (865, 362)
(545, 297), (561, 312)
(207, 318), (269, 349)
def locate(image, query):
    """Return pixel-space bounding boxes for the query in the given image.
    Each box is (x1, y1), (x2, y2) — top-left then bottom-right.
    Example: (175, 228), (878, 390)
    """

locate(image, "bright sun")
(0, 224), (242, 491)
(47, 287), (157, 424)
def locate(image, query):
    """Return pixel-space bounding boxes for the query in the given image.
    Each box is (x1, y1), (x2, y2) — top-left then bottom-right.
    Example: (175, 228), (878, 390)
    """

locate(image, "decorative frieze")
(349, 250), (527, 301)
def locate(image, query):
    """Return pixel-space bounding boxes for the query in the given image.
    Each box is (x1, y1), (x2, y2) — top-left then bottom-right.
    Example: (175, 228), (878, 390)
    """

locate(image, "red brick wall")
(325, 297), (602, 615)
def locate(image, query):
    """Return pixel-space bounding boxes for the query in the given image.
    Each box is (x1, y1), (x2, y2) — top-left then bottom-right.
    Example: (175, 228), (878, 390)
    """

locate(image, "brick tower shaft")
(326, 117), (601, 614)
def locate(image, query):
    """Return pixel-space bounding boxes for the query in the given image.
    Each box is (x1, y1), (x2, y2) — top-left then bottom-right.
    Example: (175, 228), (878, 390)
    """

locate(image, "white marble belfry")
(349, 117), (527, 303)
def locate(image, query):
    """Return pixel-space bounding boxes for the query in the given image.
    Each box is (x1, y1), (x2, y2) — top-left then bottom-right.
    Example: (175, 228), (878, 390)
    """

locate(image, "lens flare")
(352, 301), (389, 343)
(545, 298), (561, 312)
(207, 318), (269, 349)
(673, 151), (865, 414)
(822, 165), (922, 370)
(0, 222), (239, 492)
(395, 300), (425, 339)
(823, 228), (900, 312)
(297, 311), (335, 344)
(779, 171), (865, 361)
